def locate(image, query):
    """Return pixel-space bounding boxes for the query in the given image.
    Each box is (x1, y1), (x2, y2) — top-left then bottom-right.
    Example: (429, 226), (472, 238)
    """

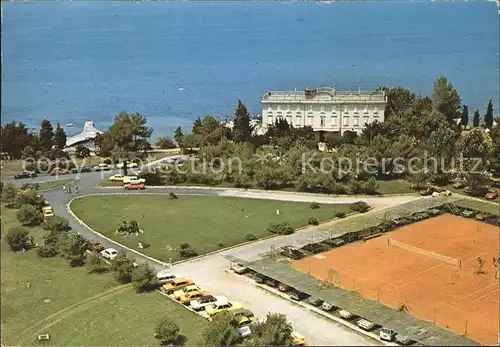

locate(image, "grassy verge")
(0, 160), (24, 179)
(38, 179), (75, 191)
(70, 195), (352, 262)
(0, 204), (206, 346)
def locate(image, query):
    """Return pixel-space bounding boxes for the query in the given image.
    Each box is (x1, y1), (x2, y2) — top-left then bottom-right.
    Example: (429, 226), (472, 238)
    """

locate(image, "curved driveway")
(10, 168), (423, 346)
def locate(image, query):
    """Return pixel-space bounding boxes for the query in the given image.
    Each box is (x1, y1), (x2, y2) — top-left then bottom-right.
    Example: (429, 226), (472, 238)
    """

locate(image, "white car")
(156, 270), (177, 285)
(380, 328), (396, 341)
(123, 176), (146, 184)
(230, 263), (247, 274)
(191, 295), (226, 311)
(100, 248), (118, 260)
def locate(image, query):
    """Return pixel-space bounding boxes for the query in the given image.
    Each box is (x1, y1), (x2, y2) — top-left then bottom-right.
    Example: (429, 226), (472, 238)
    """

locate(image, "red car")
(88, 240), (104, 252)
(485, 189), (499, 200)
(124, 183), (145, 190)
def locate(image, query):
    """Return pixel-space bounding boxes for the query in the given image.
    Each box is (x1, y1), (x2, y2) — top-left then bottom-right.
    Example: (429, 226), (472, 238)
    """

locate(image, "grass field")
(38, 179), (75, 191)
(70, 195), (351, 262)
(1, 205), (206, 346)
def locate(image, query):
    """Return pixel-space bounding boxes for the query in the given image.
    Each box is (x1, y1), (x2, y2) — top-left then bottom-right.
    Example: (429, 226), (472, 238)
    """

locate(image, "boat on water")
(65, 123), (74, 127)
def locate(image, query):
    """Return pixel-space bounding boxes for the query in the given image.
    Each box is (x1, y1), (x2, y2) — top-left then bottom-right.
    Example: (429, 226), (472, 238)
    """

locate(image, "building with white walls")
(261, 87), (387, 135)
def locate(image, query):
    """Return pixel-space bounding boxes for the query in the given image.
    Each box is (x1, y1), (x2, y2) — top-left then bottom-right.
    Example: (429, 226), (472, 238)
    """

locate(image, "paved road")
(8, 166), (425, 346)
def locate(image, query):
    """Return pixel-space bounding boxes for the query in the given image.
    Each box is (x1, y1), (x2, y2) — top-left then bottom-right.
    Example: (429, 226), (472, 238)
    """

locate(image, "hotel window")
(296, 116), (301, 126)
(267, 116), (273, 125)
(343, 117), (350, 126)
(331, 116), (337, 126)
(363, 116), (369, 124)
(320, 105), (325, 113)
(332, 106), (337, 114)
(268, 105), (272, 112)
(354, 117), (359, 126)
(374, 105), (379, 114)
(308, 105), (313, 112)
(320, 117), (325, 127)
(307, 117), (313, 126)
(285, 116), (291, 124)
(344, 105), (348, 113)
(354, 105), (358, 114)
(364, 105), (369, 114)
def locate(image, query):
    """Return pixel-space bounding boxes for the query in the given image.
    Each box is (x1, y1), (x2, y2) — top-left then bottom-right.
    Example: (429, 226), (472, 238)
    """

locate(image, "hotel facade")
(261, 87), (387, 135)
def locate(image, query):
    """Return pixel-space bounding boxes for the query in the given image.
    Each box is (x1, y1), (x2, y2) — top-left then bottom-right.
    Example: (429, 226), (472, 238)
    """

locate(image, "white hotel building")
(261, 87), (387, 135)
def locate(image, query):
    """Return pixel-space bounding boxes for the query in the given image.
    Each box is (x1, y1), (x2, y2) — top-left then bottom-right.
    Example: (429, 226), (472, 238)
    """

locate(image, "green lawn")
(372, 179), (413, 195)
(70, 195), (351, 262)
(38, 179), (75, 191)
(0, 160), (24, 178)
(1, 205), (206, 346)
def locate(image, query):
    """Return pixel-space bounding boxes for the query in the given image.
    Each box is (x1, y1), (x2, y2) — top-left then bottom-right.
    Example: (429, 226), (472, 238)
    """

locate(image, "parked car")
(485, 189), (499, 200)
(395, 335), (413, 345)
(452, 181), (466, 189)
(305, 296), (323, 307)
(71, 166), (92, 174)
(93, 164), (111, 171)
(116, 162), (139, 169)
(156, 270), (177, 285)
(321, 302), (334, 311)
(14, 171), (37, 179)
(124, 183), (145, 190)
(123, 176), (146, 184)
(230, 262), (247, 274)
(42, 206), (54, 219)
(291, 332), (307, 346)
(100, 248), (118, 261)
(462, 210), (476, 218)
(232, 308), (256, 322)
(356, 318), (376, 331)
(380, 328), (396, 341)
(108, 174), (125, 182)
(205, 299), (243, 316)
(234, 316), (252, 339)
(338, 309), (354, 320)
(50, 168), (69, 176)
(88, 240), (104, 252)
(173, 285), (203, 300)
(162, 278), (195, 295)
(278, 283), (289, 292)
(289, 291), (309, 301)
(179, 290), (211, 305)
(190, 294), (220, 311)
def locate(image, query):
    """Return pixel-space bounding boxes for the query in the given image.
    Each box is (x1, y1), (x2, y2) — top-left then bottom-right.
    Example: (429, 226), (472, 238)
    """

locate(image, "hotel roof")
(66, 121), (103, 147)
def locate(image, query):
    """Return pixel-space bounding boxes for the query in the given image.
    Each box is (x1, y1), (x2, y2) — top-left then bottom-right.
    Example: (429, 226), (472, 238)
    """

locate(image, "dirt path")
(15, 284), (131, 346)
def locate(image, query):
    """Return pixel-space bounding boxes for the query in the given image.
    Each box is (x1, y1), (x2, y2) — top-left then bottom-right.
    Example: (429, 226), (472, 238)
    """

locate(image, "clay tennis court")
(292, 214), (499, 345)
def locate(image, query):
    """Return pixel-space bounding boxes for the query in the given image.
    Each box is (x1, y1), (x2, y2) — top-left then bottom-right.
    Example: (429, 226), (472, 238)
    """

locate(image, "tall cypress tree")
(472, 109), (481, 127)
(232, 100), (252, 143)
(39, 119), (54, 151)
(484, 99), (494, 130)
(174, 126), (184, 144)
(460, 104), (469, 128)
(54, 123), (67, 149)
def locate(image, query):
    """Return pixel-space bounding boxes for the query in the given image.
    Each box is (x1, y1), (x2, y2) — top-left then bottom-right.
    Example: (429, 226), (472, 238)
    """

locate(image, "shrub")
(131, 263), (158, 292)
(75, 144), (91, 159)
(16, 204), (43, 226)
(41, 215), (71, 232)
(350, 201), (371, 213)
(363, 177), (379, 195)
(310, 202), (320, 209)
(111, 251), (134, 283)
(21, 183), (39, 191)
(245, 233), (257, 241)
(86, 252), (109, 274)
(128, 220), (140, 234)
(169, 192), (178, 200)
(155, 318), (181, 346)
(37, 244), (59, 258)
(218, 242), (225, 248)
(267, 222), (294, 235)
(179, 243), (198, 258)
(5, 226), (30, 251)
(335, 211), (346, 218)
(308, 217), (319, 225)
(2, 183), (19, 206)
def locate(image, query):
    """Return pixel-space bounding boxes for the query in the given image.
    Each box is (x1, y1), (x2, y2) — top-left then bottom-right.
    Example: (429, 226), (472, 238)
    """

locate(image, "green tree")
(179, 133), (203, 153)
(324, 132), (343, 149)
(198, 311), (239, 347)
(473, 109), (481, 127)
(16, 189), (46, 209)
(457, 128), (492, 171)
(363, 177), (379, 195)
(0, 122), (34, 159)
(342, 130), (357, 145)
(174, 126), (184, 144)
(86, 252), (109, 274)
(75, 144), (91, 158)
(59, 232), (89, 266)
(39, 119), (55, 152)
(111, 250), (134, 283)
(131, 263), (157, 292)
(460, 105), (469, 128)
(431, 76), (461, 123)
(192, 117), (203, 135)
(5, 226), (30, 251)
(41, 215), (71, 232)
(382, 86), (416, 119)
(484, 99), (494, 130)
(2, 183), (19, 206)
(155, 318), (181, 346)
(155, 137), (176, 149)
(16, 204), (43, 226)
(246, 313), (293, 346)
(54, 123), (67, 149)
(232, 100), (253, 143)
(490, 121), (500, 174)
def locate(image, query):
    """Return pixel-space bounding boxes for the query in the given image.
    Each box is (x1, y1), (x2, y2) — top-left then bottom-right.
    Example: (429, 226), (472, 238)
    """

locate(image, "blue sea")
(2, 1), (499, 139)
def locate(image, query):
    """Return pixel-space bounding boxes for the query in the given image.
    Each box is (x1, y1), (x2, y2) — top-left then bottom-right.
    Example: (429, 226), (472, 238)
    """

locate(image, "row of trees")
(1, 120), (67, 160)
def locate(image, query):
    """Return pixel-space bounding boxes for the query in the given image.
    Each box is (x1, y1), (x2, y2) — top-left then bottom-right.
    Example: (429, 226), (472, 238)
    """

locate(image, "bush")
(131, 263), (158, 292)
(363, 177), (379, 195)
(21, 183), (39, 191)
(179, 243), (198, 258)
(335, 211), (346, 218)
(2, 183), (19, 206)
(75, 144), (91, 159)
(245, 233), (257, 241)
(310, 202), (320, 209)
(155, 318), (181, 346)
(86, 252), (109, 274)
(350, 201), (371, 213)
(41, 215), (71, 232)
(16, 204), (43, 226)
(111, 250), (135, 283)
(128, 220), (140, 234)
(218, 242), (225, 248)
(308, 217), (319, 225)
(267, 222), (294, 235)
(169, 192), (178, 200)
(5, 226), (30, 251)
(37, 244), (59, 258)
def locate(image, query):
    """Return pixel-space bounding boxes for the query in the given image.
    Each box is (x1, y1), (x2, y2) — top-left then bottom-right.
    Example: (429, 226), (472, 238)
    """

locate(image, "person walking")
(74, 182), (79, 193)
(67, 185), (72, 194)
(62, 184), (66, 193)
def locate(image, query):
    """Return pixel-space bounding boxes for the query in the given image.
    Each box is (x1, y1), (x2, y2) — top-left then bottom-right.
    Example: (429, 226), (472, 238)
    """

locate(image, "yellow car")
(42, 206), (54, 219)
(179, 290), (211, 305)
(116, 162), (139, 169)
(205, 299), (243, 317)
(108, 174), (125, 182)
(162, 278), (195, 295)
(291, 332), (308, 346)
(173, 285), (203, 300)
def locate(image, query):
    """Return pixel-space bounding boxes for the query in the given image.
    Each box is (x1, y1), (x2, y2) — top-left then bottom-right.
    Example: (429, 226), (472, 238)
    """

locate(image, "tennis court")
(292, 214), (499, 345)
